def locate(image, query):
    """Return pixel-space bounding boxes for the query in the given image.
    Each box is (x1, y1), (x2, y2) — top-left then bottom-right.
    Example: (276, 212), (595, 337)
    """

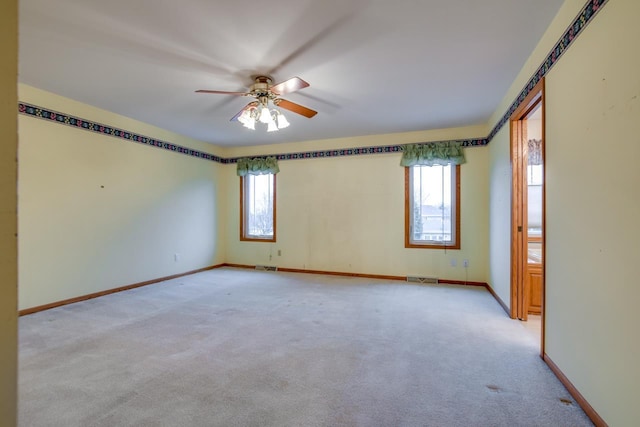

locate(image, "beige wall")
(488, 125), (511, 304)
(18, 86), (228, 310)
(225, 128), (490, 283)
(1, 0), (18, 424)
(545, 0), (640, 424)
(489, 0), (640, 424)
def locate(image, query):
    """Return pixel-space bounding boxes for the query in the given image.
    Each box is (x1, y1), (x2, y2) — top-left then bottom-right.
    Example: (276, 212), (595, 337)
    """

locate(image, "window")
(527, 164), (543, 186)
(405, 164), (460, 249)
(527, 164), (543, 237)
(240, 174), (276, 241)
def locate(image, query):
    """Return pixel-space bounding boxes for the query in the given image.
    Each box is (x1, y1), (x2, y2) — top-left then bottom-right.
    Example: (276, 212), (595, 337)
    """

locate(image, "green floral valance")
(400, 141), (466, 167)
(236, 156), (280, 176)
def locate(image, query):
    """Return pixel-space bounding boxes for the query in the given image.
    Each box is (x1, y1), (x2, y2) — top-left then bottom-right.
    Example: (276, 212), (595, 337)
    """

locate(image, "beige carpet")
(19, 268), (592, 426)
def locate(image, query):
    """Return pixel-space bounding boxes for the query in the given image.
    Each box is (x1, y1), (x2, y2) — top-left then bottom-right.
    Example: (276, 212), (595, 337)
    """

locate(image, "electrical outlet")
(278, 250), (282, 256)
(174, 253), (180, 262)
(463, 259), (469, 268)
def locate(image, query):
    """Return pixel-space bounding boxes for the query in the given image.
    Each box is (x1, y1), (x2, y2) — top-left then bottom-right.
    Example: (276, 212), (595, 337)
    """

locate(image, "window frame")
(404, 164), (460, 249)
(240, 174), (276, 242)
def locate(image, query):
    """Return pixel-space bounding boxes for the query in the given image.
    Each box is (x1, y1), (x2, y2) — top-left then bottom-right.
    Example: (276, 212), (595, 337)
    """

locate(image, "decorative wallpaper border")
(18, 103), (225, 163)
(18, 102), (486, 164)
(18, 0), (608, 163)
(486, 0), (608, 142)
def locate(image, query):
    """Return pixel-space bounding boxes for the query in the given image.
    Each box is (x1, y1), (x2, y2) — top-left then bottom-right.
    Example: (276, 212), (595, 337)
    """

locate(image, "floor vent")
(255, 265), (278, 272)
(406, 275), (438, 284)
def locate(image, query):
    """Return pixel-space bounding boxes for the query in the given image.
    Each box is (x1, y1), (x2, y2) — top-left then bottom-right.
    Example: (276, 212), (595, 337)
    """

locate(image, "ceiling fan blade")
(196, 90), (249, 96)
(230, 101), (258, 121)
(270, 77), (310, 95)
(274, 98), (317, 118)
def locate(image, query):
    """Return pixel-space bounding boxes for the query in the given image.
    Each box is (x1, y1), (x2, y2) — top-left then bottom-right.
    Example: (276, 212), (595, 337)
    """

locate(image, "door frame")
(510, 78), (546, 355)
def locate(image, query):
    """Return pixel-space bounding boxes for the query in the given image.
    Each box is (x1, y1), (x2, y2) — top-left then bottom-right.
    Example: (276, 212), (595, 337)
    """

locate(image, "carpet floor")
(19, 268), (593, 426)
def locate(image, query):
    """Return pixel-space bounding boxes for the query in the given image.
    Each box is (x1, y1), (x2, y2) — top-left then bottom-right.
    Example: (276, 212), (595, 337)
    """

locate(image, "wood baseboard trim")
(223, 263), (406, 280)
(543, 353), (608, 427)
(278, 267), (406, 281)
(484, 283), (511, 316)
(438, 279), (488, 287)
(222, 263), (255, 270)
(19, 264), (226, 316)
(222, 264), (491, 289)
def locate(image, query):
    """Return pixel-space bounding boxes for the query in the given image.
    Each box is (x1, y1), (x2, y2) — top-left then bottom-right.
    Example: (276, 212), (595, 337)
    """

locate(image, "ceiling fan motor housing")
(250, 76), (273, 97)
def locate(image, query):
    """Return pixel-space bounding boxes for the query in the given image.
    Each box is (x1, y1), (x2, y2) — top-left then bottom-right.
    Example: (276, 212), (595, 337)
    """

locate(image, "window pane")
(527, 164), (543, 185)
(410, 165), (454, 244)
(244, 174), (274, 239)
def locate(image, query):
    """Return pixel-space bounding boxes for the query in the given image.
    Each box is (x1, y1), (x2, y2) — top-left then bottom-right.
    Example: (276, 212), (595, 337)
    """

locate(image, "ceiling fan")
(196, 76), (317, 131)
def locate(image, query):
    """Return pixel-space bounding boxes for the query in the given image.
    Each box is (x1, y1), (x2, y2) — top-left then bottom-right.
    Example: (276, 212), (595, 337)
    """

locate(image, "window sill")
(405, 242), (460, 250)
(241, 237), (276, 243)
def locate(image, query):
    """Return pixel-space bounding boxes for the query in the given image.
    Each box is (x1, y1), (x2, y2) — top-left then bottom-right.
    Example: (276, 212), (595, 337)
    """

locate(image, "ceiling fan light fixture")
(242, 118), (256, 130)
(267, 120), (278, 132)
(258, 106), (271, 124)
(276, 112), (290, 129)
(238, 109), (256, 130)
(238, 109), (252, 124)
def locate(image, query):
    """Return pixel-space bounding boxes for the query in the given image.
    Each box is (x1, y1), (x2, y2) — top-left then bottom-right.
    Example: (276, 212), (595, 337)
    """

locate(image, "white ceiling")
(19, 0), (564, 147)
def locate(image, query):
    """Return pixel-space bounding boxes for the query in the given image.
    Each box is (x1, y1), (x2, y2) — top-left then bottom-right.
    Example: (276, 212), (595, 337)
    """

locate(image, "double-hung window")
(405, 164), (460, 249)
(240, 173), (276, 241)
